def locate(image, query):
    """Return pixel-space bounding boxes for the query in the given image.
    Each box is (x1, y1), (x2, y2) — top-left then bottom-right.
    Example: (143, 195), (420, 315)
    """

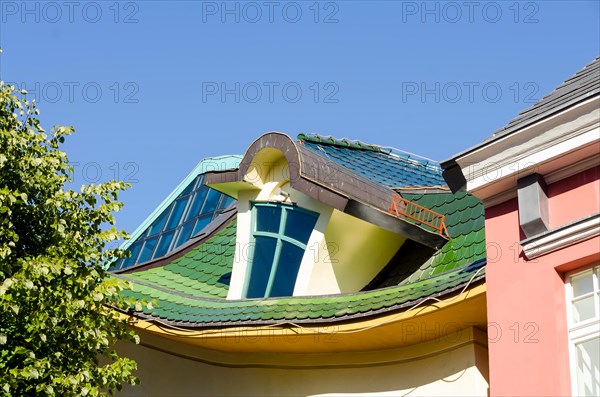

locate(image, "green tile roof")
(119, 219), (236, 299)
(370, 192), (485, 288)
(408, 193), (484, 264)
(116, 190), (486, 328)
(119, 259), (484, 327)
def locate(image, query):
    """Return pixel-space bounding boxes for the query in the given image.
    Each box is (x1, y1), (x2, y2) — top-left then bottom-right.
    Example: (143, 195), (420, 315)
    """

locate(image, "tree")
(0, 67), (139, 395)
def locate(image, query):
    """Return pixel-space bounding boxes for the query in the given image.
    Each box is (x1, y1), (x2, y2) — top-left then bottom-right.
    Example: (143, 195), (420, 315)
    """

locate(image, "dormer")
(206, 132), (450, 298)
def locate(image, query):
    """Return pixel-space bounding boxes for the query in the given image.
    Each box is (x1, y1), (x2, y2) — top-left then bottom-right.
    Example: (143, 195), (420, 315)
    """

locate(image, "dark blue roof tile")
(298, 134), (446, 188)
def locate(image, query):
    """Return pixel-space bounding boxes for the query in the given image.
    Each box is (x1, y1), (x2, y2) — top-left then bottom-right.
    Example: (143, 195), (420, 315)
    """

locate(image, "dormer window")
(244, 202), (319, 298)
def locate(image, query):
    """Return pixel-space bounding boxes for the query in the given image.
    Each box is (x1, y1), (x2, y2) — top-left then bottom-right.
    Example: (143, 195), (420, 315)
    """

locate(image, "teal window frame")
(243, 202), (319, 298)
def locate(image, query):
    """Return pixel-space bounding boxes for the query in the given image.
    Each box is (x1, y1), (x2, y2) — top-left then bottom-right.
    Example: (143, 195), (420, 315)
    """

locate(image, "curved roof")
(115, 186), (486, 328)
(118, 256), (484, 328)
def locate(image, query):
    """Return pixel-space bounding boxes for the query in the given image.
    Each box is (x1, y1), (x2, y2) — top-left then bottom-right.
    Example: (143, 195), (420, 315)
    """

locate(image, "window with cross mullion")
(245, 202), (318, 298)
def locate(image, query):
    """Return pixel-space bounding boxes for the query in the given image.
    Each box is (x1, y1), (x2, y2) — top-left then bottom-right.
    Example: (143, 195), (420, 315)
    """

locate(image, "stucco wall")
(116, 331), (489, 397)
(484, 167), (600, 396)
(547, 165), (600, 228)
(302, 208), (405, 295)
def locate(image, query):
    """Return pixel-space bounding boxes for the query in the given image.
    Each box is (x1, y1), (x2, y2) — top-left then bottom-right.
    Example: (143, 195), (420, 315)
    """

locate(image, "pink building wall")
(485, 167), (600, 396)
(547, 166), (600, 228)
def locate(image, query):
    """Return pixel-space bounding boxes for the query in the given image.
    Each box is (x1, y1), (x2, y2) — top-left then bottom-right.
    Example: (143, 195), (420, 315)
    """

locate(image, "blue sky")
(1, 0), (599, 237)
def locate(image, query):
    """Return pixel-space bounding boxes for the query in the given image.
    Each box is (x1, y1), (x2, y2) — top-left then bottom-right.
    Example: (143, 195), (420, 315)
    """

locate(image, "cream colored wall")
(227, 189), (255, 300)
(304, 209), (405, 294)
(116, 328), (489, 397)
(227, 147), (406, 298)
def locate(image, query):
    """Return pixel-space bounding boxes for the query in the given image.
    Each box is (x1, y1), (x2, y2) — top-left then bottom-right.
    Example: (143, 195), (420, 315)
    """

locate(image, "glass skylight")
(111, 175), (235, 271)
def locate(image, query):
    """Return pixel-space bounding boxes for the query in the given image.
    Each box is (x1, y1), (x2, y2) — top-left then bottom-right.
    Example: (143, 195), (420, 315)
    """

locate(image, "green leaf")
(0, 77), (138, 396)
(29, 368), (39, 379)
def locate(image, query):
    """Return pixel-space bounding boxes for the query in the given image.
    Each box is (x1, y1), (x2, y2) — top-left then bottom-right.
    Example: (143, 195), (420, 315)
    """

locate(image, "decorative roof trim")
(119, 155), (242, 251)
(297, 133), (384, 152)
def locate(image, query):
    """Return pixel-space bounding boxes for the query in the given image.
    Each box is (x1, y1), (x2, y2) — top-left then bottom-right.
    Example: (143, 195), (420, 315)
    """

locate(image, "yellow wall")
(306, 209), (405, 294)
(117, 327), (489, 397)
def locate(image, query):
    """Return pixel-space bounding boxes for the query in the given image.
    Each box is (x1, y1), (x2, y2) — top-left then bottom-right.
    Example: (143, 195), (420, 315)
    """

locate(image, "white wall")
(116, 330), (489, 397)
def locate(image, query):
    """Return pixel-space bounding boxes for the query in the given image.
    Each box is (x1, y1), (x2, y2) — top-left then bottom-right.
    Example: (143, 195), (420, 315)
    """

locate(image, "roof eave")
(440, 88), (600, 170)
(441, 94), (600, 201)
(116, 279), (486, 355)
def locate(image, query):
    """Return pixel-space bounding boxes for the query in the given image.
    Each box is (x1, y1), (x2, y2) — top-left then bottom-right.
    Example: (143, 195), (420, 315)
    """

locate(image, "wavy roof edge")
(116, 258), (486, 328)
(119, 155), (242, 251)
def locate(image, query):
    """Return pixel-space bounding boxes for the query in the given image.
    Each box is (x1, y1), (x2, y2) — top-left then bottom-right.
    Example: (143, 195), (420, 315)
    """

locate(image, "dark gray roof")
(488, 56), (599, 141)
(442, 56), (600, 167)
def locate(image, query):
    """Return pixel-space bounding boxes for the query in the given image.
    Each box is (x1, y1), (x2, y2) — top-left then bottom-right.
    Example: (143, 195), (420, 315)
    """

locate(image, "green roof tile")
(118, 219), (237, 300)
(365, 191), (486, 289)
(116, 190), (486, 327)
(117, 256), (484, 327)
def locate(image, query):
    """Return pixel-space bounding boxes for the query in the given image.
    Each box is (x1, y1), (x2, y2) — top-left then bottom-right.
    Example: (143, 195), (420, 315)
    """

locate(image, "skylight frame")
(111, 175), (235, 271)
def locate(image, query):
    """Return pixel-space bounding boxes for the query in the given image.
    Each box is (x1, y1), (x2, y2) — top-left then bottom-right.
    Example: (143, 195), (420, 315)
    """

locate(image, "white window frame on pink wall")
(565, 264), (600, 397)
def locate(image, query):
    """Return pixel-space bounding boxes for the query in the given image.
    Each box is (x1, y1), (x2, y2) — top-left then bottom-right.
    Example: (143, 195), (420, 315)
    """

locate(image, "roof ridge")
(297, 133), (441, 168)
(297, 133), (385, 152)
(488, 55), (600, 138)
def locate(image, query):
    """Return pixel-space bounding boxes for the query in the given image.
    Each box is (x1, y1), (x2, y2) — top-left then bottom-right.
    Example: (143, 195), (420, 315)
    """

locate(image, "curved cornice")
(238, 132), (303, 185)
